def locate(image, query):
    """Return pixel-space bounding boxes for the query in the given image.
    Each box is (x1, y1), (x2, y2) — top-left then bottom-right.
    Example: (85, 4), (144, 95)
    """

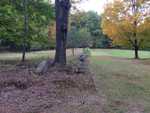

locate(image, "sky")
(51, 0), (113, 14)
(78, 0), (110, 14)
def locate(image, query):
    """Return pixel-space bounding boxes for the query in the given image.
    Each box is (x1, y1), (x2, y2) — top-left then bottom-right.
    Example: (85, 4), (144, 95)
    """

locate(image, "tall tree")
(22, 0), (28, 62)
(54, 0), (71, 65)
(102, 0), (150, 59)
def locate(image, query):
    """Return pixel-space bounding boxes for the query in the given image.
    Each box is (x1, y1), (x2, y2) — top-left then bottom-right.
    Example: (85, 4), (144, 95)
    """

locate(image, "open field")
(90, 49), (150, 113)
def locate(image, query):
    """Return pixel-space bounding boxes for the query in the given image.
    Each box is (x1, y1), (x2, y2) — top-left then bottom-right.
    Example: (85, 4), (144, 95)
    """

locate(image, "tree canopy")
(0, 0), (55, 51)
(68, 11), (111, 49)
(102, 0), (150, 58)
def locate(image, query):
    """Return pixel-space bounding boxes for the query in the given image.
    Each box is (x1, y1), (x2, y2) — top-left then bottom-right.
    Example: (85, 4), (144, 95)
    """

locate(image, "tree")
(54, 0), (71, 65)
(0, 0), (54, 52)
(22, 0), (29, 62)
(102, 0), (150, 59)
(69, 11), (111, 48)
(67, 27), (92, 55)
(67, 26), (78, 56)
(54, 0), (90, 65)
(0, 0), (23, 50)
(81, 11), (102, 48)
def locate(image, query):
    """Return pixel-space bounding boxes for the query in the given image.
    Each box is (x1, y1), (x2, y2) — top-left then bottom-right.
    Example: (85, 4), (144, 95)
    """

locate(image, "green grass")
(92, 49), (150, 59)
(90, 49), (150, 113)
(0, 49), (82, 64)
(0, 49), (150, 61)
(0, 50), (53, 61)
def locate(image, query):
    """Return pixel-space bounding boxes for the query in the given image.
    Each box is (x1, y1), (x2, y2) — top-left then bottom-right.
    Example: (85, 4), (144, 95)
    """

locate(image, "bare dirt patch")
(0, 64), (105, 113)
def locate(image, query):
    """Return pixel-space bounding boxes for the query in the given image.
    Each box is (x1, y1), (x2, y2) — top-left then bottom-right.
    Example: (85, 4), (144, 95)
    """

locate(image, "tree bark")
(54, 0), (71, 65)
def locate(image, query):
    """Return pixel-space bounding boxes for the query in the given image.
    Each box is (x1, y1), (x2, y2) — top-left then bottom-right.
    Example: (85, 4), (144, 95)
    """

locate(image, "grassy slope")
(90, 49), (150, 113)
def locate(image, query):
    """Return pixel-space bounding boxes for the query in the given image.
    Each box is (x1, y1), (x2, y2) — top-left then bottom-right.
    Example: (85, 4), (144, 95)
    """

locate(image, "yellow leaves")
(102, 0), (150, 47)
(102, 18), (120, 42)
(137, 17), (150, 35)
(136, 0), (146, 6)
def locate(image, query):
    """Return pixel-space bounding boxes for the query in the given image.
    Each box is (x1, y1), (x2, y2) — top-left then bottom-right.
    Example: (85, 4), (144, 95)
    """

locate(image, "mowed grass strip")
(92, 49), (150, 59)
(0, 49), (150, 61)
(90, 52), (150, 113)
(0, 49), (82, 64)
(0, 50), (52, 61)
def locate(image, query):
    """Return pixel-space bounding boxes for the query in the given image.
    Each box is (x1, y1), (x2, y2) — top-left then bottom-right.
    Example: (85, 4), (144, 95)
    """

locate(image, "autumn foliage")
(102, 0), (150, 58)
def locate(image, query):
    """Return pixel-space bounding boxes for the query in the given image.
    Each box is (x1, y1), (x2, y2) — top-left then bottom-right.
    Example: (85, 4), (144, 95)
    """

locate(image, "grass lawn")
(90, 49), (150, 113)
(0, 49), (149, 61)
(92, 49), (150, 59)
(0, 50), (53, 61)
(0, 49), (82, 63)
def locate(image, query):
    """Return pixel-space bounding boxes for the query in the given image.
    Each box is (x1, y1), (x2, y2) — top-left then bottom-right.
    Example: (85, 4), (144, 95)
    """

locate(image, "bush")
(83, 48), (91, 57)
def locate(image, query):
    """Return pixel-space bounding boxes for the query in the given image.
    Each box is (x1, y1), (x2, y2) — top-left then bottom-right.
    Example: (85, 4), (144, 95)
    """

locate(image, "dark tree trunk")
(54, 0), (71, 65)
(133, 20), (139, 59)
(134, 39), (139, 59)
(132, 0), (139, 59)
(22, 0), (28, 62)
(134, 47), (139, 59)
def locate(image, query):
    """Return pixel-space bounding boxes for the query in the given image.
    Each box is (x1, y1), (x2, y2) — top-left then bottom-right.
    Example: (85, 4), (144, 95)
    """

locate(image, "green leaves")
(0, 0), (55, 50)
(68, 11), (111, 48)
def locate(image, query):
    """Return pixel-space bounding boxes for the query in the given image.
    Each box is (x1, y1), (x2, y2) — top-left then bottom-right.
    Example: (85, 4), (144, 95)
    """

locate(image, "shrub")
(83, 48), (91, 57)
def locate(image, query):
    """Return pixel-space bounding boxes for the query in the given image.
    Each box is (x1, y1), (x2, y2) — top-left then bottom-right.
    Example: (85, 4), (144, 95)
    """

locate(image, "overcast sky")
(78, 0), (110, 14)
(51, 0), (112, 14)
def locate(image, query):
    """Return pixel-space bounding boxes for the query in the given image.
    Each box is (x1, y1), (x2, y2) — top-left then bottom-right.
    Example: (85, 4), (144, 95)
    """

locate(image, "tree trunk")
(132, 0), (139, 59)
(22, 0), (28, 62)
(134, 47), (139, 59)
(134, 39), (139, 59)
(54, 0), (71, 65)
